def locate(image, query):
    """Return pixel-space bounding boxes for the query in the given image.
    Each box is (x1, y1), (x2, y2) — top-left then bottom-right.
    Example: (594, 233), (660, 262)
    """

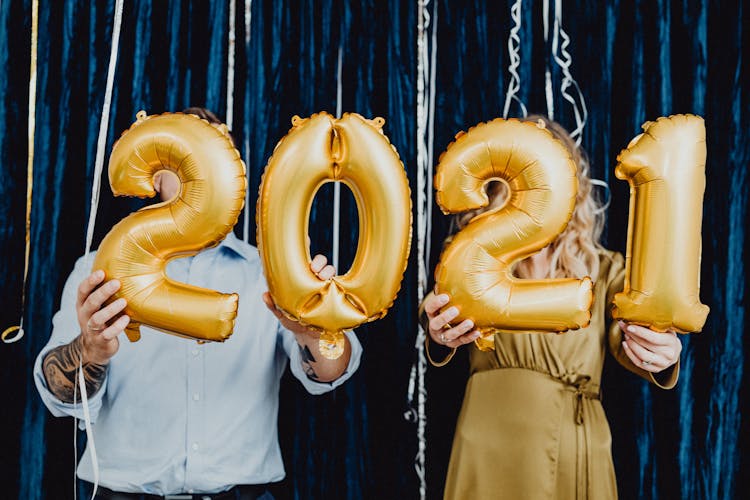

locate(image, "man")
(34, 108), (362, 499)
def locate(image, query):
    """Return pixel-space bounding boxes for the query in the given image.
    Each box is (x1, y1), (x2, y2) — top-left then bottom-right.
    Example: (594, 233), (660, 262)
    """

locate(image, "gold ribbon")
(3, 0), (38, 344)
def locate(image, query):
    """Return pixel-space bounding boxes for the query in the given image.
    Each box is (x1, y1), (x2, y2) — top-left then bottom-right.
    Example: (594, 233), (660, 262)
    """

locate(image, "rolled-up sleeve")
(280, 328), (362, 395)
(33, 254), (108, 422)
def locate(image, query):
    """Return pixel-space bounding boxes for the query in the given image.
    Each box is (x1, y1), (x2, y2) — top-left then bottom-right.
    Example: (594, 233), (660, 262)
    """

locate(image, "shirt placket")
(183, 252), (210, 493)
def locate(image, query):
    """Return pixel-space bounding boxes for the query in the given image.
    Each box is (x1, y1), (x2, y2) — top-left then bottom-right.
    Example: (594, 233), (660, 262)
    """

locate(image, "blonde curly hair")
(452, 115), (606, 281)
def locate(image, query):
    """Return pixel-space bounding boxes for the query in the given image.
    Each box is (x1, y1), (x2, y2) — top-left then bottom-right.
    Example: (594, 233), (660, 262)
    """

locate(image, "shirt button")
(192, 442), (199, 451)
(193, 393), (200, 401)
(192, 348), (200, 356)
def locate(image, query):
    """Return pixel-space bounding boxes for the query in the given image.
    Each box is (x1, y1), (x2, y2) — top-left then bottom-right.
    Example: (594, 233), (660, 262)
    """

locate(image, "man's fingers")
(77, 270), (105, 307)
(88, 298), (127, 331)
(101, 315), (130, 341)
(311, 254), (328, 274)
(262, 292), (284, 319)
(317, 264), (335, 281)
(82, 279), (120, 317)
(424, 294), (450, 316)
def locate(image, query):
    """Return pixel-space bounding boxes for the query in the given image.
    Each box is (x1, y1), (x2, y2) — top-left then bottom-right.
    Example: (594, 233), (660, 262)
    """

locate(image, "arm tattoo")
(297, 343), (320, 381)
(42, 336), (107, 403)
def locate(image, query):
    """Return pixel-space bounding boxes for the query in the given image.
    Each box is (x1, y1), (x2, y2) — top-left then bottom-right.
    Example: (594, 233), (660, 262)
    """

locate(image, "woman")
(421, 116), (682, 499)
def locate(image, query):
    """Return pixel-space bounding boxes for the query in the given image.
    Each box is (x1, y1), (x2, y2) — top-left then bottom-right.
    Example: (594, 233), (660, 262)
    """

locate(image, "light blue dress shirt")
(34, 233), (362, 494)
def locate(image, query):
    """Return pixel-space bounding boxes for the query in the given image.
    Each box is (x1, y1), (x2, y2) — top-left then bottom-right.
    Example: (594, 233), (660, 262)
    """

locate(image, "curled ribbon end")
(2, 325), (25, 344)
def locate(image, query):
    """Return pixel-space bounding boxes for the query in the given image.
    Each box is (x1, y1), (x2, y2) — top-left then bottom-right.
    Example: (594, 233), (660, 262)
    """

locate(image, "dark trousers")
(84, 483), (274, 500)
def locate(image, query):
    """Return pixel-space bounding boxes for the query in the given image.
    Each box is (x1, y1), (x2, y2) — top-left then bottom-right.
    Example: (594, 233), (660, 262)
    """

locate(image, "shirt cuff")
(33, 343), (107, 424)
(288, 330), (362, 395)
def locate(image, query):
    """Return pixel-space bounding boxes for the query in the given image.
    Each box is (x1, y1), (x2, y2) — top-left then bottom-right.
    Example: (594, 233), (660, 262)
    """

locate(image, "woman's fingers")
(620, 321), (681, 364)
(424, 294), (450, 316)
(622, 338), (665, 372)
(429, 306), (460, 333)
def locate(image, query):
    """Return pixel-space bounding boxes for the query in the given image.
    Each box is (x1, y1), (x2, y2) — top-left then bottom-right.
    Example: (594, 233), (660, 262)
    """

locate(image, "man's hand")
(76, 269), (130, 365)
(619, 321), (682, 373)
(263, 255), (351, 382)
(42, 270), (130, 403)
(262, 254), (335, 336)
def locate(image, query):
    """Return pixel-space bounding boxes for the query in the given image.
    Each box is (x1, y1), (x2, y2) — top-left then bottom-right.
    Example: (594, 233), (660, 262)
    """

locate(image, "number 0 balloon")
(92, 111), (247, 343)
(257, 112), (412, 359)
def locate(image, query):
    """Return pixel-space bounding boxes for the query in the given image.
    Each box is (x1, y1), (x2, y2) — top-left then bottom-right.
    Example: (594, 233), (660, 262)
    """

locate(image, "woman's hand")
(423, 293), (480, 348)
(619, 321), (682, 373)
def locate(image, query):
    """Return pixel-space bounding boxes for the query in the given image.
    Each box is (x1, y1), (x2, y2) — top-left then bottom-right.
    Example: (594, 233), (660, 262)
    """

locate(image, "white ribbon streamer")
(332, 43), (343, 270)
(502, 0), (527, 119)
(77, 1), (123, 496)
(83, 0), (124, 263)
(226, 0), (236, 131)
(242, 0), (253, 243)
(76, 362), (99, 499)
(406, 1), (437, 498)
(551, 0), (587, 144)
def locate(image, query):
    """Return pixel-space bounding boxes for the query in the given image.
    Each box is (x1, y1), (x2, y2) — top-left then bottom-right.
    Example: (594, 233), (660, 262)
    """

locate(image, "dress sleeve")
(604, 252), (679, 389)
(33, 255), (108, 422)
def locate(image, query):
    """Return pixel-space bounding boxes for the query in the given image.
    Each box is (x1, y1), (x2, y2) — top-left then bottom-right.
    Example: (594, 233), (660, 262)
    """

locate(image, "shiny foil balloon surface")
(434, 119), (593, 350)
(257, 112), (412, 359)
(92, 112), (247, 343)
(611, 114), (709, 333)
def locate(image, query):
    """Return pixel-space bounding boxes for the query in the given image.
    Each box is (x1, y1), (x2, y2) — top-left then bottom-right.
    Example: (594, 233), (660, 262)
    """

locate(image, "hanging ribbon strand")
(242, 0), (253, 243)
(83, 0), (125, 260)
(502, 0), (527, 119)
(332, 42), (343, 270)
(2, 0), (38, 344)
(551, 0), (587, 144)
(226, 0), (236, 131)
(405, 1), (437, 499)
(76, 2), (125, 498)
(542, 0), (555, 120)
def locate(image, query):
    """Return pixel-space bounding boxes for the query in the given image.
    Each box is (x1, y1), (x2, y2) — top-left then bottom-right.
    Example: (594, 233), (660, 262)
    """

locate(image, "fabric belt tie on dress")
(559, 373), (600, 426)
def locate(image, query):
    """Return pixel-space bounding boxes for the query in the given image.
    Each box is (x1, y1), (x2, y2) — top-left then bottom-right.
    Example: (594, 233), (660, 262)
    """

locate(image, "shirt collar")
(218, 231), (253, 260)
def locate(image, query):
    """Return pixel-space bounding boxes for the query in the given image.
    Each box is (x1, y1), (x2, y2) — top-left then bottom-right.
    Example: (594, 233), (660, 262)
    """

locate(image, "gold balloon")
(92, 111), (247, 342)
(257, 112), (412, 359)
(434, 118), (593, 350)
(611, 114), (709, 332)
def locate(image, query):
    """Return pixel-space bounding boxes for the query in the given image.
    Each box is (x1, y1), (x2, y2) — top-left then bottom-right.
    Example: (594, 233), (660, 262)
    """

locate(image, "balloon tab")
(318, 331), (345, 360)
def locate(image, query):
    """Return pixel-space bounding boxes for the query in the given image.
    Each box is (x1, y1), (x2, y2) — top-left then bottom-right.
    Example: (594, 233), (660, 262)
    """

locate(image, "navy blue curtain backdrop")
(1, 1), (747, 499)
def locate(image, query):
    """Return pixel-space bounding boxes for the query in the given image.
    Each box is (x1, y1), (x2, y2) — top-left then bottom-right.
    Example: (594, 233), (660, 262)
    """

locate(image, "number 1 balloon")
(611, 114), (709, 333)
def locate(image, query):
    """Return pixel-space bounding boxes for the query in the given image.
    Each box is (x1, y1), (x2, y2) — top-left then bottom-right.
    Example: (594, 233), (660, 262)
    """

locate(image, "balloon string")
(407, 1), (435, 499)
(242, 0), (253, 243)
(502, 0), (527, 119)
(84, 0), (125, 264)
(552, 0), (587, 144)
(226, 0), (236, 132)
(2, 0), (38, 344)
(332, 42), (343, 270)
(542, 0), (555, 120)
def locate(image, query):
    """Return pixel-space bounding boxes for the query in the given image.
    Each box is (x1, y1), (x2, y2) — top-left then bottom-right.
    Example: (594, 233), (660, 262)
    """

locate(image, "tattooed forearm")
(43, 336), (107, 403)
(297, 343), (320, 381)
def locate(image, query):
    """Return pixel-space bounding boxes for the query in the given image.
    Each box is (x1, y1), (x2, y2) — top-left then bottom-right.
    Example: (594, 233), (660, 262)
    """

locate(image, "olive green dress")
(442, 250), (679, 500)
